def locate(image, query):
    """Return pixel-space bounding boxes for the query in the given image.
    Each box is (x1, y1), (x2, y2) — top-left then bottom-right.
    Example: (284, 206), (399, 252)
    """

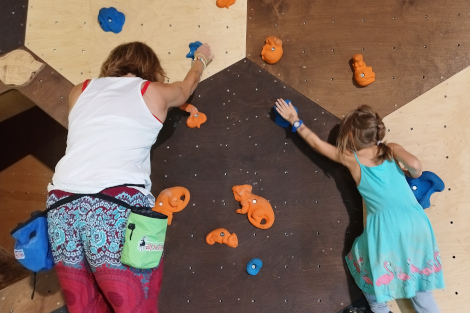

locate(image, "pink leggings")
(54, 259), (163, 313)
(47, 187), (164, 313)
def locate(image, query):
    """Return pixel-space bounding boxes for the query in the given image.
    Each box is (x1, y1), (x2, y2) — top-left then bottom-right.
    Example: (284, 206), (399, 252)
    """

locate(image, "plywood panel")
(0, 155), (53, 253)
(25, 0), (247, 85)
(0, 267), (65, 313)
(246, 0), (470, 119)
(381, 65), (470, 312)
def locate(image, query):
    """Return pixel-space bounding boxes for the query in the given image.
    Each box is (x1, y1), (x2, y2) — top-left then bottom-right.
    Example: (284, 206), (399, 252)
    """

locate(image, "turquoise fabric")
(345, 153), (444, 303)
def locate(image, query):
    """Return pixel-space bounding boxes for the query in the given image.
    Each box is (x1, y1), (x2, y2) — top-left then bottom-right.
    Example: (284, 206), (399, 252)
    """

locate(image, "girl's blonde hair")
(100, 42), (166, 83)
(337, 105), (393, 161)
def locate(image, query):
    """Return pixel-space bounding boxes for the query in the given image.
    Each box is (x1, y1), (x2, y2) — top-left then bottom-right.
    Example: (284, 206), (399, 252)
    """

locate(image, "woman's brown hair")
(99, 42), (166, 83)
(336, 105), (393, 161)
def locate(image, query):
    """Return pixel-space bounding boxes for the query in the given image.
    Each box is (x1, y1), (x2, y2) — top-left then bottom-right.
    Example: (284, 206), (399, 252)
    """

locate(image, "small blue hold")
(246, 258), (263, 275)
(186, 41), (203, 59)
(274, 99), (298, 128)
(406, 171), (445, 209)
(98, 7), (125, 34)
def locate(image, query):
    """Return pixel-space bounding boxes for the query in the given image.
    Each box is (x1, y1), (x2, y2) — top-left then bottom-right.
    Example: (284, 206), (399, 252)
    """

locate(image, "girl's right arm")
(275, 98), (343, 164)
(388, 142), (422, 178)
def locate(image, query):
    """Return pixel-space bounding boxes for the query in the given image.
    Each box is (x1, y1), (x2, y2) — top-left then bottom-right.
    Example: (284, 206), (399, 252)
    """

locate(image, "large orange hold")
(216, 0), (236, 9)
(206, 228), (238, 248)
(153, 187), (190, 225)
(352, 54), (375, 87)
(232, 184), (275, 229)
(261, 36), (283, 64)
(180, 103), (207, 128)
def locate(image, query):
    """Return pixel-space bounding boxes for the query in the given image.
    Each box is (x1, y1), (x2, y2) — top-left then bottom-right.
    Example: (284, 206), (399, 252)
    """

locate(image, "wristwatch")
(292, 120), (303, 132)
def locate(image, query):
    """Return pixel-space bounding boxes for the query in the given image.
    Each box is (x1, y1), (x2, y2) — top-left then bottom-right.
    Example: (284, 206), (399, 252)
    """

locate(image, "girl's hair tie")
(377, 140), (382, 145)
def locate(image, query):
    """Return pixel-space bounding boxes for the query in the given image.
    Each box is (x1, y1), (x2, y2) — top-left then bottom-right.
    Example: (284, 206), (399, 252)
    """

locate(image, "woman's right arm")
(144, 43), (213, 121)
(389, 142), (422, 178)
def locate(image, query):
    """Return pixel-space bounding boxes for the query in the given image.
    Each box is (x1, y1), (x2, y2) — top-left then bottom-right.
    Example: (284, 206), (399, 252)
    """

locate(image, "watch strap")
(292, 120), (303, 132)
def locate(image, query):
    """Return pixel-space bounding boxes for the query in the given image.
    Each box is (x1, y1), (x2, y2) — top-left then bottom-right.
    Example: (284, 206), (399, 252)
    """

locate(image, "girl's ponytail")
(375, 117), (393, 161)
(337, 105), (393, 162)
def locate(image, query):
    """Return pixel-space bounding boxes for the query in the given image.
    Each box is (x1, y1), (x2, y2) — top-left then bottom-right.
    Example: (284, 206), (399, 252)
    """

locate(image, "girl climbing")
(275, 99), (444, 313)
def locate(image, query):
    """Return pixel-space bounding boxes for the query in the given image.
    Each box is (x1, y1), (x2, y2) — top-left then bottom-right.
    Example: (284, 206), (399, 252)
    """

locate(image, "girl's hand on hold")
(194, 43), (214, 68)
(275, 98), (299, 125)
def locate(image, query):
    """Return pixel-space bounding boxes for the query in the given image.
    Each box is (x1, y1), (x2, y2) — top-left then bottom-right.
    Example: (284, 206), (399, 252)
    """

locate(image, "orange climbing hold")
(216, 0), (236, 9)
(232, 184), (275, 229)
(206, 228), (238, 248)
(153, 187), (190, 225)
(261, 36), (283, 65)
(180, 103), (207, 128)
(352, 54), (375, 87)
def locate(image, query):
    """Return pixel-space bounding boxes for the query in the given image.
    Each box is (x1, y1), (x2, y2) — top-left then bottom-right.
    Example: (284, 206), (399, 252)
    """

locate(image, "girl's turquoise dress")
(345, 153), (444, 303)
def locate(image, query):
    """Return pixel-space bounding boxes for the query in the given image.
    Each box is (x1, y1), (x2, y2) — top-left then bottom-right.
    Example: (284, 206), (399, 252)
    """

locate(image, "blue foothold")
(406, 171), (445, 209)
(186, 41), (203, 59)
(274, 99), (298, 128)
(246, 258), (263, 275)
(98, 7), (125, 34)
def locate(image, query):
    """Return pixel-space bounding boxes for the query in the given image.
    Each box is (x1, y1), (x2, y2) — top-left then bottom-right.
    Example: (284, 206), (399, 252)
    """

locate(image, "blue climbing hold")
(274, 99), (298, 128)
(186, 41), (203, 59)
(246, 258), (263, 275)
(406, 171), (445, 209)
(98, 7), (125, 34)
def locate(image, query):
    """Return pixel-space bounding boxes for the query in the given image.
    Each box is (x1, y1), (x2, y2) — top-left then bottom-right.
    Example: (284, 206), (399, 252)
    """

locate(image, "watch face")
(294, 121), (299, 127)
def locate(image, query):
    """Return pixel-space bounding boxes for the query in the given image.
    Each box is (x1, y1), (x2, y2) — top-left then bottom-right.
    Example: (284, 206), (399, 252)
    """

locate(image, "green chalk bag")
(121, 208), (168, 269)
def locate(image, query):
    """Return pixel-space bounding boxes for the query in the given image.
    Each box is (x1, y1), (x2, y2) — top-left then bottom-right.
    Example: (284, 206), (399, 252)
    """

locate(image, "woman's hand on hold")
(194, 43), (214, 67)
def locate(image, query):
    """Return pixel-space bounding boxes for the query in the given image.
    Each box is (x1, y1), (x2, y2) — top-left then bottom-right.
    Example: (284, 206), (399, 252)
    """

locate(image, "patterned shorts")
(47, 186), (163, 313)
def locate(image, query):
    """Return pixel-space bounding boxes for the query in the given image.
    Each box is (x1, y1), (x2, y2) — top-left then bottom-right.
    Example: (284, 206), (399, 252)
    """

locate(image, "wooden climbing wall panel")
(381, 66), (470, 312)
(246, 0), (470, 118)
(25, 0), (247, 85)
(153, 59), (364, 312)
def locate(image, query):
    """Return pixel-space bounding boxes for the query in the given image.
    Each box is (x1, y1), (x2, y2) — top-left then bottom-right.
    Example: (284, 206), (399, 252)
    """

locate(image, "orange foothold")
(232, 184), (275, 229)
(206, 228), (238, 248)
(352, 54), (375, 87)
(216, 0), (236, 9)
(153, 187), (190, 225)
(261, 36), (283, 65)
(180, 103), (207, 128)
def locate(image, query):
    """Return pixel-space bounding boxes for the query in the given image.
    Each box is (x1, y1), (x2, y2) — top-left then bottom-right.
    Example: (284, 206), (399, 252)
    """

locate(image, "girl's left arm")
(275, 98), (342, 164)
(388, 142), (422, 178)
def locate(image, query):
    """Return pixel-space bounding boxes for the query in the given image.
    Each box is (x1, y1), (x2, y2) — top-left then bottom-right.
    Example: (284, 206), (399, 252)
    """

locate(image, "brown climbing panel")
(0, 0), (28, 54)
(153, 59), (364, 312)
(246, 0), (470, 118)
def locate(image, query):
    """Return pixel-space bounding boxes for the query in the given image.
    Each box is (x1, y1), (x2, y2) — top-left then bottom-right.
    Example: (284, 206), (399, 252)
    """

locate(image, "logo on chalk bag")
(14, 249), (25, 259)
(138, 236), (164, 252)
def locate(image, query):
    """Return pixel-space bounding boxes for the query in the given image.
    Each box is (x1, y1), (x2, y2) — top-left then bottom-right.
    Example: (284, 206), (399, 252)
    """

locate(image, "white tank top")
(50, 77), (163, 193)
